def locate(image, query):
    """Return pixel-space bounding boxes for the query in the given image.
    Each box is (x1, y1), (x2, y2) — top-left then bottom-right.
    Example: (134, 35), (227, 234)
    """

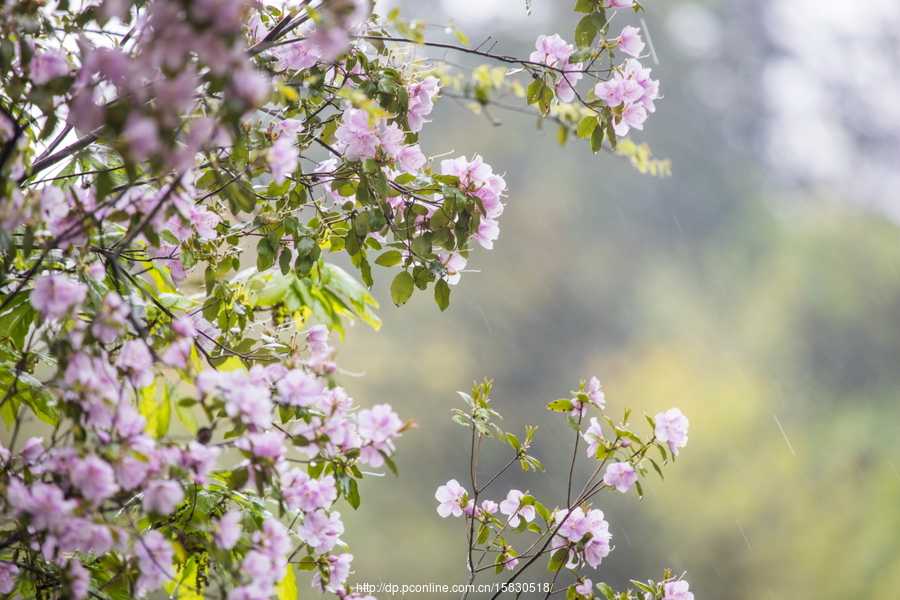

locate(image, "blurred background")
(333, 0), (900, 598)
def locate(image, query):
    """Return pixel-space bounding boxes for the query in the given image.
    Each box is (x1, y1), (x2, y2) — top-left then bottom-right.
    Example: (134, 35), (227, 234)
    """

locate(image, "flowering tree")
(0, 0), (681, 599)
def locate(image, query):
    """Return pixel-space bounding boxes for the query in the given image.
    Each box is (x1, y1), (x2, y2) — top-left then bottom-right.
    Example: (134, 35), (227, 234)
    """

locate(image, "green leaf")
(527, 79), (545, 105)
(257, 238), (276, 272)
(390, 271), (414, 306)
(547, 399), (575, 412)
(375, 250), (403, 267)
(274, 564), (297, 600)
(574, 0), (595, 13)
(507, 432), (521, 452)
(577, 115), (599, 139)
(477, 524), (490, 544)
(590, 122), (605, 153)
(434, 278), (450, 311)
(228, 468), (250, 490)
(96, 170), (114, 201)
(596, 582), (616, 600)
(575, 14), (599, 47)
(548, 548), (568, 572)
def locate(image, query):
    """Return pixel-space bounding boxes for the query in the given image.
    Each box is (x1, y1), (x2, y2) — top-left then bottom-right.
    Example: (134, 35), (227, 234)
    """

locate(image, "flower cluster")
(594, 59), (661, 136)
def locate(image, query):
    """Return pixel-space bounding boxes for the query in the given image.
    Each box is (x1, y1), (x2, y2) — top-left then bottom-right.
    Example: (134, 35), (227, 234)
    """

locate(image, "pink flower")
(475, 217), (500, 250)
(30, 49), (70, 85)
(407, 76), (440, 132)
(281, 469), (337, 512)
(481, 499), (499, 514)
(357, 404), (402, 445)
(214, 510), (243, 550)
(10, 481), (77, 531)
(586, 376), (605, 409)
(583, 417), (605, 458)
(655, 408), (689, 456)
(499, 489), (535, 527)
(21, 436), (44, 464)
(530, 34), (574, 67)
(123, 114), (161, 162)
(0, 561), (17, 593)
(297, 509), (344, 554)
(134, 530), (174, 597)
(0, 112), (14, 143)
(117, 339), (155, 388)
(583, 509), (612, 567)
(603, 461), (638, 493)
(231, 67), (269, 108)
(334, 108), (380, 160)
(72, 455), (119, 503)
(500, 550), (518, 570)
(312, 553), (354, 593)
(556, 507), (591, 542)
(92, 293), (130, 343)
(273, 39), (322, 72)
(575, 579), (593, 597)
(556, 60), (583, 103)
(617, 26), (645, 58)
(435, 479), (467, 518)
(276, 369), (326, 406)
(607, 0), (635, 8)
(663, 581), (694, 600)
(67, 559), (90, 600)
(181, 441), (220, 483)
(438, 252), (467, 285)
(30, 274), (87, 321)
(613, 103), (648, 137)
(254, 518), (292, 559)
(142, 479), (184, 514)
(268, 136), (298, 185)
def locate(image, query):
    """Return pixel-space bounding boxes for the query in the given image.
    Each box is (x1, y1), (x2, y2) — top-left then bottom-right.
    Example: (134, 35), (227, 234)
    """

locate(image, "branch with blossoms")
(0, 0), (677, 599)
(434, 379), (695, 600)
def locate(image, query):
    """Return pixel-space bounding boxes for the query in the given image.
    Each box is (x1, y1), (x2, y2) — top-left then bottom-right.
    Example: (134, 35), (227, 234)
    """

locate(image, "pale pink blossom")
(142, 479), (184, 514)
(0, 561), (19, 594)
(438, 252), (467, 285)
(297, 509), (344, 554)
(603, 461), (638, 493)
(72, 454), (119, 503)
(586, 376), (605, 409)
(617, 26), (646, 58)
(274, 39), (322, 72)
(435, 479), (467, 518)
(117, 339), (154, 388)
(357, 404), (402, 445)
(214, 510), (243, 550)
(613, 103), (648, 137)
(92, 293), (130, 343)
(276, 369), (326, 406)
(556, 60), (583, 103)
(475, 217), (500, 250)
(312, 553), (354, 593)
(407, 76), (440, 132)
(67, 559), (90, 600)
(281, 469), (337, 512)
(134, 530), (174, 597)
(663, 581), (694, 600)
(556, 507), (591, 542)
(30, 49), (70, 85)
(123, 114), (161, 162)
(655, 408), (689, 456)
(575, 579), (593, 597)
(0, 112), (14, 143)
(268, 136), (298, 185)
(583, 417), (605, 458)
(181, 441), (220, 483)
(30, 274), (87, 321)
(499, 489), (535, 527)
(334, 108), (380, 160)
(607, 0), (635, 8)
(530, 34), (574, 67)
(21, 436), (44, 464)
